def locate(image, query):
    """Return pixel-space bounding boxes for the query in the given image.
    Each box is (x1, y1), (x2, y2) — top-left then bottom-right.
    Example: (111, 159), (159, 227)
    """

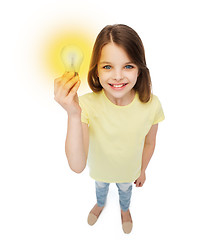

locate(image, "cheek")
(128, 71), (138, 81)
(98, 71), (111, 79)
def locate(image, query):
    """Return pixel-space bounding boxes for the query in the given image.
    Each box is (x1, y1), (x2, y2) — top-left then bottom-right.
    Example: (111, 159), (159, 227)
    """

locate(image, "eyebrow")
(99, 61), (135, 65)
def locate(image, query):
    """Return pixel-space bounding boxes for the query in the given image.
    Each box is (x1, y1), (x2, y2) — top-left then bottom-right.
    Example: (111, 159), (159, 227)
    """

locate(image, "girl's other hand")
(54, 72), (81, 117)
(134, 172), (146, 187)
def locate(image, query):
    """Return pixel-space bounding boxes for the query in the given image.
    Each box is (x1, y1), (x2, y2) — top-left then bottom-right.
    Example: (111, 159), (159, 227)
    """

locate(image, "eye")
(103, 65), (111, 69)
(125, 65), (134, 69)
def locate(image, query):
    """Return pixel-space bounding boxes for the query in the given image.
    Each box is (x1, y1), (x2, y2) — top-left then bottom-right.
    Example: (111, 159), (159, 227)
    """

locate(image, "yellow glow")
(41, 25), (96, 83)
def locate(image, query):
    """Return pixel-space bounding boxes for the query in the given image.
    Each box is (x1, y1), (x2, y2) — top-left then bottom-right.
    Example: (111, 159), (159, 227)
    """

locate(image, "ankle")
(96, 204), (104, 209)
(121, 209), (129, 214)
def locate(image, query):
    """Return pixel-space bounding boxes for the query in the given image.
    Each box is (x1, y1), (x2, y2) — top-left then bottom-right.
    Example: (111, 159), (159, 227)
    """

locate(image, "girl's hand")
(134, 172), (146, 187)
(54, 72), (81, 117)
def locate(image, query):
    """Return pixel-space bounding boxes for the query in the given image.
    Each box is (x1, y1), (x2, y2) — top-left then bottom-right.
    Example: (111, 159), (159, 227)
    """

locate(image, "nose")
(113, 69), (123, 81)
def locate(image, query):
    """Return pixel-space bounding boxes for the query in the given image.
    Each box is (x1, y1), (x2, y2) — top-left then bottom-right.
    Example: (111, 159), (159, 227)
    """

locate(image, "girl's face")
(97, 42), (139, 105)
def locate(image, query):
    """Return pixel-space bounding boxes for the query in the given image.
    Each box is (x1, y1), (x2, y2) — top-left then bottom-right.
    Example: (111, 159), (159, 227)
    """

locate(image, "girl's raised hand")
(54, 72), (81, 117)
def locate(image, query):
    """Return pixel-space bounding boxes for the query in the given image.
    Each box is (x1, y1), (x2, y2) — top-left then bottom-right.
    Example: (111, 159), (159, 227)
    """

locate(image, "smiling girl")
(54, 24), (165, 234)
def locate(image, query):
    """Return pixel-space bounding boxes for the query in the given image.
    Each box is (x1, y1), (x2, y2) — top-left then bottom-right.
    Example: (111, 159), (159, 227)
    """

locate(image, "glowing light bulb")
(61, 45), (84, 75)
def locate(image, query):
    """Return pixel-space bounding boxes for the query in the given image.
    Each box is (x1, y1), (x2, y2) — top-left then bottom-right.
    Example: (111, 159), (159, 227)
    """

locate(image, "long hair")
(88, 24), (152, 103)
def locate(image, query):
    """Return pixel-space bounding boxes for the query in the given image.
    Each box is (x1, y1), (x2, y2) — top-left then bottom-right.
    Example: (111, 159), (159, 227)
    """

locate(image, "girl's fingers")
(135, 180), (142, 187)
(63, 71), (75, 77)
(54, 71), (74, 87)
(54, 72), (75, 96)
(65, 76), (80, 94)
(55, 77), (80, 101)
(68, 80), (81, 96)
(57, 75), (79, 96)
(55, 72), (75, 87)
(61, 71), (76, 85)
(66, 80), (81, 102)
(54, 76), (63, 95)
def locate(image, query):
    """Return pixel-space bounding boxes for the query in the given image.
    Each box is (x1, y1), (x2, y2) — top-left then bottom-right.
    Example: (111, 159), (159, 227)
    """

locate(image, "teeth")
(110, 84), (127, 88)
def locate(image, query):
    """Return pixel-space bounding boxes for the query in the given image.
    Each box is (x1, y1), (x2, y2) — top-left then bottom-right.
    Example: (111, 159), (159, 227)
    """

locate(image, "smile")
(108, 83), (128, 90)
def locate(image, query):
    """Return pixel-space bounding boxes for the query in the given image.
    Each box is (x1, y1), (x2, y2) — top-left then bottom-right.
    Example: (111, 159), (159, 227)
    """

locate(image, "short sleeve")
(153, 96), (165, 125)
(79, 96), (89, 125)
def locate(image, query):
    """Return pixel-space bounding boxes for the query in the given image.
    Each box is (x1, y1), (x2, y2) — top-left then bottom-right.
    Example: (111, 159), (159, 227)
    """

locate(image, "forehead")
(99, 42), (131, 63)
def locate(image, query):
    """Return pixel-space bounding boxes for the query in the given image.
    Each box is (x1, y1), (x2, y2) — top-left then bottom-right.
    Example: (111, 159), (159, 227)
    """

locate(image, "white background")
(1, 0), (215, 239)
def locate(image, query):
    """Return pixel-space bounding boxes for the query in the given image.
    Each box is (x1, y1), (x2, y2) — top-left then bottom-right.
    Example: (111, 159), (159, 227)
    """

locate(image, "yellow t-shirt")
(79, 89), (165, 183)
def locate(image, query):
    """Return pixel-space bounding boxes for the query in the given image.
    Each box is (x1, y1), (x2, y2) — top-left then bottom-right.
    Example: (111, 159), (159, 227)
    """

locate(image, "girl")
(54, 24), (165, 234)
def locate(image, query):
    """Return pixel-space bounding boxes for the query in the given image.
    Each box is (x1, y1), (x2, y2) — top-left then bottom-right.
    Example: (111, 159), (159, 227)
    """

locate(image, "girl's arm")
(65, 114), (89, 173)
(54, 72), (89, 174)
(141, 124), (158, 172)
(135, 124), (158, 187)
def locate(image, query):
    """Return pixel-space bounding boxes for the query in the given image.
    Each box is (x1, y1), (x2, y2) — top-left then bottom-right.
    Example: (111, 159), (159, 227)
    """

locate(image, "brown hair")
(88, 24), (152, 103)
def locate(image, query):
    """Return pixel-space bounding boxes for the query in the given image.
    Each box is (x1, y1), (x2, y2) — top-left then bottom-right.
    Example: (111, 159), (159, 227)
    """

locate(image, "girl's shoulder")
(79, 91), (100, 99)
(137, 93), (163, 112)
(79, 91), (102, 105)
(142, 93), (160, 106)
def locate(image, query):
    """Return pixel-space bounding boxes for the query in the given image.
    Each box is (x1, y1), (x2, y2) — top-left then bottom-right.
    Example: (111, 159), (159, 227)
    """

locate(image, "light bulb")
(61, 45), (84, 76)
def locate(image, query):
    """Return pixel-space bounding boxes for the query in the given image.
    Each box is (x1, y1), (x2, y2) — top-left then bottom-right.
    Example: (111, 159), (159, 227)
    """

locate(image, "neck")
(104, 89), (136, 106)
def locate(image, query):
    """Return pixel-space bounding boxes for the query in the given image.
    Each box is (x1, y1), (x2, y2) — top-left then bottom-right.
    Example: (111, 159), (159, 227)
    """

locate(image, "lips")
(108, 83), (128, 90)
(108, 83), (128, 88)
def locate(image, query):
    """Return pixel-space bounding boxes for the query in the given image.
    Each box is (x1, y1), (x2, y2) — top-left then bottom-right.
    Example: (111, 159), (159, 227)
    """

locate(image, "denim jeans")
(95, 181), (133, 212)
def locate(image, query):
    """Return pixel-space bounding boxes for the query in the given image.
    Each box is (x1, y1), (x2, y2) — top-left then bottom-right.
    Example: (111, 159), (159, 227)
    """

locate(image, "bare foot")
(121, 209), (132, 223)
(90, 204), (104, 218)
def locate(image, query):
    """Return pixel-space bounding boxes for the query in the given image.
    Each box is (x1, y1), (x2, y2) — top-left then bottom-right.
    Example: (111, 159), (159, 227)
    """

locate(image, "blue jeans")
(95, 181), (133, 212)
